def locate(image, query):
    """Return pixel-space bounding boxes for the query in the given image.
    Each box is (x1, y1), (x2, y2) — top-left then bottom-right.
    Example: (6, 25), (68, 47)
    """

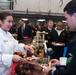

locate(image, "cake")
(15, 62), (42, 75)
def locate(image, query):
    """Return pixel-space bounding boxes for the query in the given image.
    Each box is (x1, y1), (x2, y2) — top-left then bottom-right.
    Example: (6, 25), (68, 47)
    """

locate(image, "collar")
(55, 27), (64, 32)
(0, 28), (8, 35)
(48, 27), (52, 31)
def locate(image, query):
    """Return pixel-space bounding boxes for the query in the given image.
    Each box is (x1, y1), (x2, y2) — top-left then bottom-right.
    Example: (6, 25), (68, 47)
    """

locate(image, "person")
(41, 22), (47, 32)
(43, 20), (54, 48)
(43, 1), (76, 75)
(9, 21), (18, 39)
(50, 20), (67, 59)
(0, 12), (34, 75)
(17, 19), (32, 41)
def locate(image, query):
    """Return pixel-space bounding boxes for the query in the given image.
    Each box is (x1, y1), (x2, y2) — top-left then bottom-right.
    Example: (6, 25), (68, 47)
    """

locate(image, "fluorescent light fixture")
(21, 18), (28, 21)
(62, 20), (66, 23)
(37, 19), (46, 22)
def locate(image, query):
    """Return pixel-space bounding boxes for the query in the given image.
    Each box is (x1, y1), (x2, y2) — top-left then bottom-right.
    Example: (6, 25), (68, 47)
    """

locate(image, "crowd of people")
(0, 0), (76, 75)
(10, 17), (75, 60)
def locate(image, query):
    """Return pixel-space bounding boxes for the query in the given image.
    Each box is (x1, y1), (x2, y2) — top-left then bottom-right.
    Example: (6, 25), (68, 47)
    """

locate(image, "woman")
(0, 12), (33, 75)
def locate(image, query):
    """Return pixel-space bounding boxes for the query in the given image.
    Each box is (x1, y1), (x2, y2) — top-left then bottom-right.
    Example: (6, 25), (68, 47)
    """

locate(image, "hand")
(12, 55), (24, 62)
(12, 33), (18, 37)
(24, 45), (34, 53)
(45, 40), (48, 43)
(51, 42), (56, 46)
(51, 59), (60, 66)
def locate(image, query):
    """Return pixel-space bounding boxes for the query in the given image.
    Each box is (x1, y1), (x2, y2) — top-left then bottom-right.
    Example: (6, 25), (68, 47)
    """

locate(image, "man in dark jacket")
(49, 21), (67, 59)
(43, 1), (76, 75)
(17, 19), (32, 40)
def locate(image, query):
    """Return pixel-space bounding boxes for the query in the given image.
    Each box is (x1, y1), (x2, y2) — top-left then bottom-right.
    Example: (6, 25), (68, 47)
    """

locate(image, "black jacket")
(17, 25), (32, 40)
(48, 35), (76, 75)
(48, 29), (68, 59)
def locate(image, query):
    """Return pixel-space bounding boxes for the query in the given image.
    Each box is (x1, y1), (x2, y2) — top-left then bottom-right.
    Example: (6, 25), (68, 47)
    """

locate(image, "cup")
(59, 57), (67, 66)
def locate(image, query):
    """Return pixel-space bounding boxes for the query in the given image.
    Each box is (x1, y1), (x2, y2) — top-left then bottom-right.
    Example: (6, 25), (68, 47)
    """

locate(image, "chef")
(0, 12), (34, 75)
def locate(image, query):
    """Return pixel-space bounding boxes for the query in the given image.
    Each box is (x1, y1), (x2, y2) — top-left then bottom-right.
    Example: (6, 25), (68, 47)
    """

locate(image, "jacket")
(48, 35), (76, 75)
(0, 28), (27, 75)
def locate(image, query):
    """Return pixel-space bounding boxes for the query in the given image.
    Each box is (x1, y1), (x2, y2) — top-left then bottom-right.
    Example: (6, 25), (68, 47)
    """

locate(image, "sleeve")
(48, 66), (56, 75)
(6, 33), (27, 54)
(48, 41), (76, 75)
(0, 49), (13, 68)
(13, 38), (27, 54)
(1, 54), (13, 67)
(18, 43), (27, 54)
(48, 69), (67, 75)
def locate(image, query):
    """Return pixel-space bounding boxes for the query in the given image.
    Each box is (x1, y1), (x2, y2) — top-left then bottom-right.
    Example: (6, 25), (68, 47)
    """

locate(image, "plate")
(56, 43), (64, 46)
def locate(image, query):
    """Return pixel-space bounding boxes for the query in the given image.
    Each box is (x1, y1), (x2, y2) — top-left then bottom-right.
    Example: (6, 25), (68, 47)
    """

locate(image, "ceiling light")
(21, 18), (28, 21)
(37, 19), (46, 22)
(62, 20), (66, 23)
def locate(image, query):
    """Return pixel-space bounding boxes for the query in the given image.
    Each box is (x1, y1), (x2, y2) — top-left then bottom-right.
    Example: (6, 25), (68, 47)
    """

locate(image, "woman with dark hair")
(0, 12), (33, 75)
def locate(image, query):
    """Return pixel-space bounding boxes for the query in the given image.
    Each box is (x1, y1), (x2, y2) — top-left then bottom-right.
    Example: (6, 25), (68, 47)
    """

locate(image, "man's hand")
(51, 42), (56, 46)
(51, 59), (60, 66)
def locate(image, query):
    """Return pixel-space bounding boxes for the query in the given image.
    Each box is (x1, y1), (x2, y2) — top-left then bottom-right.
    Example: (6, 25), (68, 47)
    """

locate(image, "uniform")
(48, 35), (76, 75)
(0, 28), (27, 75)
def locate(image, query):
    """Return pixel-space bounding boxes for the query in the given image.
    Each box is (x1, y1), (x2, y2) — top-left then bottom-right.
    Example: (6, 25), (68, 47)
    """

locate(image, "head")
(35, 22), (40, 27)
(0, 12), (13, 31)
(19, 19), (25, 26)
(47, 20), (53, 28)
(43, 22), (47, 27)
(56, 21), (63, 30)
(28, 21), (32, 26)
(63, 1), (76, 30)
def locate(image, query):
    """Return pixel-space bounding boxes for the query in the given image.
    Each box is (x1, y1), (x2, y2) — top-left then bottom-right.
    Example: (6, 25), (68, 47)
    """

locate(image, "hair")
(20, 19), (25, 22)
(63, 1), (76, 16)
(47, 19), (53, 24)
(0, 12), (12, 21)
(56, 20), (63, 24)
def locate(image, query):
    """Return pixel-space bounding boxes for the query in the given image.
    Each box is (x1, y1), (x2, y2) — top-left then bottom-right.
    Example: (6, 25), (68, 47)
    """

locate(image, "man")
(9, 21), (18, 39)
(17, 19), (32, 40)
(43, 20), (54, 48)
(50, 20), (67, 59)
(43, 1), (76, 75)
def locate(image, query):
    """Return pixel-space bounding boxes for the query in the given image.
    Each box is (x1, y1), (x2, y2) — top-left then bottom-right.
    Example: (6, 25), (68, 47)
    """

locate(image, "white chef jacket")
(0, 28), (27, 75)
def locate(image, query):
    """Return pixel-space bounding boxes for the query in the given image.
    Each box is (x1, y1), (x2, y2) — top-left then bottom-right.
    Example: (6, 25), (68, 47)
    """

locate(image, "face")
(0, 16), (13, 31)
(56, 22), (63, 30)
(64, 11), (76, 30)
(19, 20), (24, 26)
(47, 21), (53, 28)
(28, 22), (32, 26)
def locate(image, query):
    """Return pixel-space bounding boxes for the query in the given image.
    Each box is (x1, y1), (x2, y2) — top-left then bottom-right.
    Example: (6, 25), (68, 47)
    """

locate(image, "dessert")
(15, 62), (42, 75)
